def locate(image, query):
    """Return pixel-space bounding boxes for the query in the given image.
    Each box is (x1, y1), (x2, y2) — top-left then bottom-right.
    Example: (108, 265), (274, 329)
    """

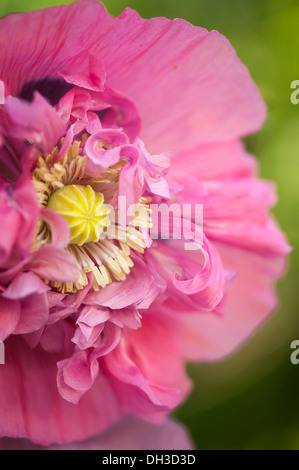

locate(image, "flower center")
(47, 184), (110, 246)
(32, 138), (151, 294)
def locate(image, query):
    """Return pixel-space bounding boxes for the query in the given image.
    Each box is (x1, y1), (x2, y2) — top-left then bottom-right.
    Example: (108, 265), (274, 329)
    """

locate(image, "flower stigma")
(47, 184), (110, 246)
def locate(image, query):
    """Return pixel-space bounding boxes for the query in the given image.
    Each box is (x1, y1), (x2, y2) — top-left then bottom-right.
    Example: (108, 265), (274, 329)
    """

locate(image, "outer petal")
(97, 7), (267, 154)
(170, 140), (257, 181)
(49, 416), (194, 450)
(103, 341), (182, 422)
(0, 417), (194, 450)
(165, 243), (287, 361)
(169, 137), (290, 258)
(0, 1), (265, 156)
(0, 336), (122, 445)
(123, 313), (192, 401)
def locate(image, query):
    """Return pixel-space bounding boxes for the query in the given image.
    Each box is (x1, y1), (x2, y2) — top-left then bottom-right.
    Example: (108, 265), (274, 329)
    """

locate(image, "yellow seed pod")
(47, 184), (110, 245)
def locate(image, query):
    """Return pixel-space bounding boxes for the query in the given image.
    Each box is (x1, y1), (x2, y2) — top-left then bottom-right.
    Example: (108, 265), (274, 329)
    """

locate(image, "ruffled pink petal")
(148, 215), (225, 309)
(135, 138), (170, 198)
(103, 340), (182, 421)
(84, 128), (128, 175)
(72, 305), (110, 350)
(60, 54), (106, 92)
(0, 275), (49, 336)
(4, 93), (66, 154)
(0, 259), (27, 286)
(86, 256), (165, 310)
(90, 321), (122, 356)
(94, 85), (141, 142)
(14, 293), (49, 335)
(57, 84), (141, 147)
(118, 145), (144, 210)
(28, 246), (79, 283)
(3, 272), (49, 300)
(56, 121), (86, 161)
(58, 88), (96, 124)
(0, 336), (122, 445)
(40, 208), (70, 249)
(149, 237), (224, 310)
(111, 308), (142, 330)
(72, 322), (105, 350)
(118, 140), (170, 215)
(166, 243), (287, 361)
(174, 171), (290, 256)
(58, 323), (121, 403)
(77, 306), (111, 328)
(57, 350), (100, 404)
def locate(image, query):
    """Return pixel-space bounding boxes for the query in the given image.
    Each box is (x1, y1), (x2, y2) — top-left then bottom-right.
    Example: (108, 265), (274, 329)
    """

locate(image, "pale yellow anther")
(47, 184), (110, 246)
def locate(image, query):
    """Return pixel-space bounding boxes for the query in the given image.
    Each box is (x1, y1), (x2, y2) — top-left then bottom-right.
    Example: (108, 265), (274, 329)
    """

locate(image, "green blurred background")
(1, 0), (298, 450)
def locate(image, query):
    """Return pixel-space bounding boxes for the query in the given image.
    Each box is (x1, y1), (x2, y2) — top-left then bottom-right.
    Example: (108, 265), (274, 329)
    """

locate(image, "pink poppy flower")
(0, 0), (289, 447)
